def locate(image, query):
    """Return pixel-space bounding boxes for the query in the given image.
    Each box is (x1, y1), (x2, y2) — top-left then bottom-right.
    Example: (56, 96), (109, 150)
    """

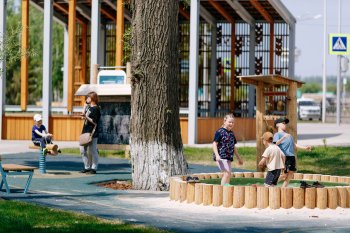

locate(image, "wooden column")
(81, 23), (87, 104)
(269, 187), (280, 209)
(327, 187), (338, 209)
(67, 0), (76, 112)
(179, 181), (187, 203)
(287, 82), (298, 164)
(346, 187), (350, 207)
(330, 176), (339, 182)
(203, 184), (213, 206)
(213, 185), (223, 207)
(243, 172), (254, 178)
(336, 187), (347, 208)
(256, 81), (265, 171)
(293, 173), (303, 180)
(305, 188), (316, 209)
(245, 186), (257, 209)
(233, 186), (245, 208)
(116, 0), (124, 68)
(281, 187), (293, 209)
(254, 172), (264, 178)
(186, 182), (196, 204)
(316, 188), (327, 209)
(210, 173), (219, 179)
(313, 174), (322, 181)
(257, 187), (269, 209)
(223, 185), (234, 207)
(174, 181), (181, 201)
(234, 172), (243, 177)
(292, 187), (304, 209)
(321, 175), (331, 182)
(303, 174), (313, 180)
(21, 0), (29, 111)
(195, 183), (204, 205)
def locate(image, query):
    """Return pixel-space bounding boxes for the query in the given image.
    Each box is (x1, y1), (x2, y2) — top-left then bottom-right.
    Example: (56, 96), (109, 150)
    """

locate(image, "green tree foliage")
(297, 75), (350, 94)
(5, 1), (64, 105)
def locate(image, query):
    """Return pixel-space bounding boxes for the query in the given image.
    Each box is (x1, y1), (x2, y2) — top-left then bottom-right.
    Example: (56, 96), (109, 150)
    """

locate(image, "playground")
(1, 123), (350, 232)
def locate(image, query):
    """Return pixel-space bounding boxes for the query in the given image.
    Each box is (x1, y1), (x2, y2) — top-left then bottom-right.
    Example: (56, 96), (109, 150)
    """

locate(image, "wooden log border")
(170, 173), (350, 209)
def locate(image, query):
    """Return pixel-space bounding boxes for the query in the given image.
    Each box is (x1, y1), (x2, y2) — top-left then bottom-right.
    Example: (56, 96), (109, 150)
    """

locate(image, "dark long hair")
(87, 92), (100, 109)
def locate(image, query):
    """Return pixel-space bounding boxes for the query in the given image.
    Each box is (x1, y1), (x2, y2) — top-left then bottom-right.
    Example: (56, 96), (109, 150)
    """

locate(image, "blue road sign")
(329, 34), (350, 55)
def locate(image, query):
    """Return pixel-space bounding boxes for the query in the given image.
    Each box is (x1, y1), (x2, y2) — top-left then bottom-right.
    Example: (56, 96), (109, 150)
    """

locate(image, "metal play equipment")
(238, 74), (305, 172)
(28, 143), (60, 174)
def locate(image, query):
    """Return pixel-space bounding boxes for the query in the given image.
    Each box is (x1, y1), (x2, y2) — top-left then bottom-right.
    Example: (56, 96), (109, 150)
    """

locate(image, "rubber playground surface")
(1, 151), (350, 233)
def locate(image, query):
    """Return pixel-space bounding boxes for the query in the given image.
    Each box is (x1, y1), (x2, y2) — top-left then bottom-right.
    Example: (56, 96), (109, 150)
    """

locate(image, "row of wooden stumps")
(169, 172), (350, 209)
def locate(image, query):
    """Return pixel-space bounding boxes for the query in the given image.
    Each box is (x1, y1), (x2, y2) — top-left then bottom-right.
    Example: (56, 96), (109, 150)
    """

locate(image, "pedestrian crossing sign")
(329, 34), (350, 55)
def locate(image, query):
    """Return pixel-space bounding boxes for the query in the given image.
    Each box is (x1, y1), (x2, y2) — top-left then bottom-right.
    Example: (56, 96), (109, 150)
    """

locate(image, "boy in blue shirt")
(273, 118), (311, 187)
(32, 114), (53, 155)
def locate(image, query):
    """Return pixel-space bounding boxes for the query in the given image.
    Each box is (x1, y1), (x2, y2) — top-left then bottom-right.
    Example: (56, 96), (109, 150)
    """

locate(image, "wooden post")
(327, 187), (338, 209)
(243, 172), (254, 178)
(230, 173), (235, 177)
(203, 184), (213, 206)
(346, 177), (350, 184)
(313, 174), (322, 181)
(203, 174), (211, 179)
(210, 173), (219, 179)
(223, 185), (234, 208)
(216, 172), (224, 178)
(179, 181), (187, 203)
(287, 82), (298, 166)
(292, 187), (304, 209)
(174, 181), (181, 201)
(234, 172), (243, 178)
(256, 81), (265, 172)
(316, 188), (327, 209)
(126, 62), (131, 84)
(338, 177), (347, 183)
(305, 188), (316, 209)
(91, 64), (99, 84)
(330, 176), (339, 182)
(81, 23), (87, 103)
(116, 0), (124, 68)
(257, 187), (269, 209)
(336, 186), (347, 208)
(254, 172), (264, 178)
(269, 187), (281, 209)
(346, 187), (350, 207)
(263, 172), (267, 178)
(21, 0), (29, 111)
(303, 174), (313, 180)
(321, 175), (331, 182)
(194, 183), (204, 205)
(244, 186), (257, 209)
(213, 185), (223, 207)
(281, 187), (293, 209)
(197, 174), (205, 180)
(293, 173), (303, 180)
(67, 0), (76, 112)
(169, 177), (179, 200)
(233, 186), (245, 208)
(187, 183), (196, 204)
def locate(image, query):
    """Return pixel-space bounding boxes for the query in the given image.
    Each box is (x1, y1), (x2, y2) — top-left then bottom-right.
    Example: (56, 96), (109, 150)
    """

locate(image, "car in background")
(297, 98), (321, 121)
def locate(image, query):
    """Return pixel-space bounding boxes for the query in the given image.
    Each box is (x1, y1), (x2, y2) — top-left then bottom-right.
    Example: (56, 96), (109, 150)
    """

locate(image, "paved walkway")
(1, 123), (350, 232)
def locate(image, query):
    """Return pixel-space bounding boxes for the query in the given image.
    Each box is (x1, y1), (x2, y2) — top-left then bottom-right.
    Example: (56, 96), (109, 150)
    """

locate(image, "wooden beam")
(240, 78), (258, 86)
(67, 0), (76, 112)
(256, 81), (265, 172)
(286, 82), (298, 167)
(53, 2), (86, 24)
(249, 0), (273, 24)
(207, 0), (234, 24)
(81, 22), (87, 104)
(179, 6), (190, 21)
(21, 0), (29, 111)
(116, 0), (124, 67)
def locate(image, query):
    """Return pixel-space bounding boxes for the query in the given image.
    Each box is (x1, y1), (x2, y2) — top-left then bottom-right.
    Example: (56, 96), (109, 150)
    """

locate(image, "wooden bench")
(0, 156), (37, 194)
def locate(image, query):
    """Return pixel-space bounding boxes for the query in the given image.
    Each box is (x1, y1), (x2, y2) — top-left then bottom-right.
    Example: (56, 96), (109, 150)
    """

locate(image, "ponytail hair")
(221, 114), (235, 128)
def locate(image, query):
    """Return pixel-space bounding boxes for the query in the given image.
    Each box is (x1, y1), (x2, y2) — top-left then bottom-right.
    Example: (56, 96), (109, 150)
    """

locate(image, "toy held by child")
(258, 132), (286, 187)
(212, 114), (243, 186)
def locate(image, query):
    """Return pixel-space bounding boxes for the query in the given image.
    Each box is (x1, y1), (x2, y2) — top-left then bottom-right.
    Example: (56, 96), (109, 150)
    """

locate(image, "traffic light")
(216, 57), (222, 76)
(216, 89), (221, 108)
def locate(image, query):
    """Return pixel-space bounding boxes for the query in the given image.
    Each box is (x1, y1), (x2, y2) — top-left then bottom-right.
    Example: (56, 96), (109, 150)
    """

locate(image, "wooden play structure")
(170, 173), (350, 210)
(238, 75), (305, 172)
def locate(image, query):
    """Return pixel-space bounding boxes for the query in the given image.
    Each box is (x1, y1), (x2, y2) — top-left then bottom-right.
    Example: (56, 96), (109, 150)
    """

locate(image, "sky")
(281, 0), (350, 78)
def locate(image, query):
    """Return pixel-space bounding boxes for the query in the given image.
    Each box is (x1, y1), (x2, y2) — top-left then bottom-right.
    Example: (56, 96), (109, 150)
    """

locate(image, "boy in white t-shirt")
(258, 132), (286, 187)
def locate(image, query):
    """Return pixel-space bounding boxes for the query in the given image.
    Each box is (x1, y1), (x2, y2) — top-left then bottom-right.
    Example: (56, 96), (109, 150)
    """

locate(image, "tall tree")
(130, 0), (188, 191)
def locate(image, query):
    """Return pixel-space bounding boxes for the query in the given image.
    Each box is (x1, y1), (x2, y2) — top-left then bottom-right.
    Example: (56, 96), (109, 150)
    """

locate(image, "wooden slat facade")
(2, 115), (256, 143)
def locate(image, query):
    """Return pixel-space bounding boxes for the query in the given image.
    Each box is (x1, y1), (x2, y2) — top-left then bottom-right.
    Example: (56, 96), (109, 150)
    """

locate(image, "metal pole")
(210, 23), (217, 117)
(248, 24), (256, 118)
(90, 0), (101, 83)
(62, 26), (68, 114)
(336, 0), (341, 125)
(322, 0), (327, 123)
(42, 0), (53, 129)
(0, 0), (7, 140)
(188, 0), (200, 144)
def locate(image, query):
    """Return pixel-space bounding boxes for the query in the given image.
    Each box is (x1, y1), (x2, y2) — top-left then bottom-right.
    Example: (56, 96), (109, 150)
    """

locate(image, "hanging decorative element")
(255, 57), (263, 75)
(235, 36), (244, 57)
(266, 125), (274, 134)
(267, 103), (273, 114)
(277, 101), (285, 112)
(255, 24), (263, 45)
(275, 36), (283, 56)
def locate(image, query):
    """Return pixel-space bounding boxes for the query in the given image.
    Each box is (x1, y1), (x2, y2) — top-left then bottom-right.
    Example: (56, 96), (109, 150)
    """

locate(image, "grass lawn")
(0, 199), (168, 233)
(62, 146), (350, 176)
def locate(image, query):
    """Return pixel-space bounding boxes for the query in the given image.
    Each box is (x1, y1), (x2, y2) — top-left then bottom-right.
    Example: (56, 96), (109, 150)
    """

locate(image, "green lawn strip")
(0, 199), (169, 233)
(61, 146), (350, 176)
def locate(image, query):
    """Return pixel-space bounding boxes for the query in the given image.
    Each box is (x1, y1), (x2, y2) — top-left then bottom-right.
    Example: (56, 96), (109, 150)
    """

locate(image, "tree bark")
(130, 0), (188, 191)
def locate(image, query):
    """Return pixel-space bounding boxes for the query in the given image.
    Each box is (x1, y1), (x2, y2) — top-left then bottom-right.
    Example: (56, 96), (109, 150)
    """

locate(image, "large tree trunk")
(129, 0), (188, 191)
